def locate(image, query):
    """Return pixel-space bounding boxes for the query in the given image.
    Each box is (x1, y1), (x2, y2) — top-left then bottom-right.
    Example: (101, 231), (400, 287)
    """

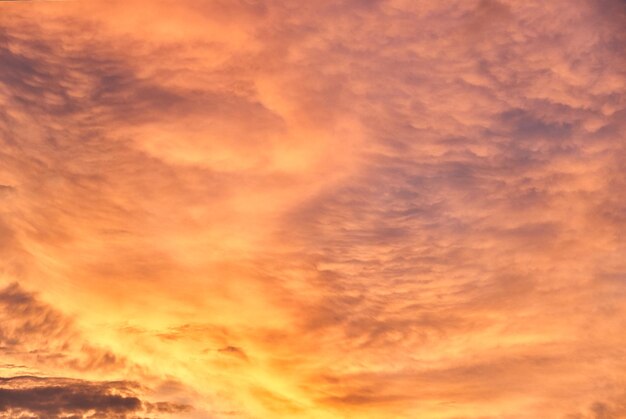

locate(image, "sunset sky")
(0, 1), (625, 418)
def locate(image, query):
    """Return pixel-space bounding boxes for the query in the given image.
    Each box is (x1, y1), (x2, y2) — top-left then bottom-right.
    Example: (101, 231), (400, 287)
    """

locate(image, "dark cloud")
(0, 375), (191, 418)
(217, 346), (249, 362)
(566, 395), (626, 419)
(146, 401), (194, 415)
(0, 377), (140, 417)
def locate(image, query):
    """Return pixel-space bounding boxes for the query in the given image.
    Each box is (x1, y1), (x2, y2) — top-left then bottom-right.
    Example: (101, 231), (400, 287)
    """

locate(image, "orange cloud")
(0, 0), (625, 417)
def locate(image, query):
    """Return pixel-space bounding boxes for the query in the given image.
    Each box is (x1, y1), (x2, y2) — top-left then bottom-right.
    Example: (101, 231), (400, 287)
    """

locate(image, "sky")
(0, 0), (625, 418)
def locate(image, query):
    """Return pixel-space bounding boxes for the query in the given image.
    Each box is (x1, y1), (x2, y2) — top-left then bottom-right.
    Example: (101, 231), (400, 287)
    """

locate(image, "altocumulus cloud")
(0, 0), (625, 418)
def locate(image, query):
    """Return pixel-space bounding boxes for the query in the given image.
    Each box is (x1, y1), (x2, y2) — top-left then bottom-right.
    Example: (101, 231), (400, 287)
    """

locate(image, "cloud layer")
(0, 0), (625, 417)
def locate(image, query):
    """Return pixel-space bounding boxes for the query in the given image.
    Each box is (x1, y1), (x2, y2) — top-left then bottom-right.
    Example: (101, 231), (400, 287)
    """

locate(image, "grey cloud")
(0, 376), (140, 418)
(0, 375), (191, 418)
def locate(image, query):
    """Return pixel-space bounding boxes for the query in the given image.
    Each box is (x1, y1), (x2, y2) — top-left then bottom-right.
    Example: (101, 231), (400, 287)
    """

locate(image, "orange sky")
(0, 1), (625, 418)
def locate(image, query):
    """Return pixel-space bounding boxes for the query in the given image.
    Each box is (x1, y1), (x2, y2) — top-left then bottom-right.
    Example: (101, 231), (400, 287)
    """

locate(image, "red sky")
(0, 1), (625, 418)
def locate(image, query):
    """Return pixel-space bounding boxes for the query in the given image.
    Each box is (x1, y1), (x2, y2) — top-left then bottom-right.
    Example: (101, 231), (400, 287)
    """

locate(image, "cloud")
(0, 283), (199, 417)
(0, 376), (140, 417)
(217, 346), (249, 362)
(0, 282), (124, 373)
(0, 0), (624, 418)
(0, 375), (191, 418)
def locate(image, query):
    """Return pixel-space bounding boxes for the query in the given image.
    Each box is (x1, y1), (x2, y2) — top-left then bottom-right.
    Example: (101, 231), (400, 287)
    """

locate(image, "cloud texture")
(0, 0), (625, 417)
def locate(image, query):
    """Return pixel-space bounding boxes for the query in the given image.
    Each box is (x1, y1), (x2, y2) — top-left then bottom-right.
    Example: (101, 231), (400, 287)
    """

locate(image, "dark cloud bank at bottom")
(0, 375), (191, 418)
